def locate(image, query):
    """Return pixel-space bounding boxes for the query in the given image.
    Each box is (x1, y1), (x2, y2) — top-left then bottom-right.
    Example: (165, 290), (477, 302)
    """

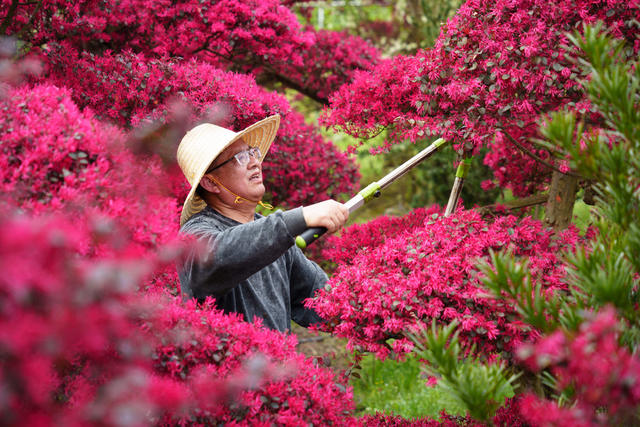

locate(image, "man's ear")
(200, 175), (220, 193)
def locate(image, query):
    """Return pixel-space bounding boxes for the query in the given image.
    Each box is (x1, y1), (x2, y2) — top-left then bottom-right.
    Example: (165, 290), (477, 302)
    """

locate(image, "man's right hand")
(302, 200), (349, 234)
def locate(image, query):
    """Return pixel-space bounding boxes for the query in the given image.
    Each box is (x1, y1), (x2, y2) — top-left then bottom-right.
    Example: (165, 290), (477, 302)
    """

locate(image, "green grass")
(351, 352), (466, 420)
(572, 198), (594, 233)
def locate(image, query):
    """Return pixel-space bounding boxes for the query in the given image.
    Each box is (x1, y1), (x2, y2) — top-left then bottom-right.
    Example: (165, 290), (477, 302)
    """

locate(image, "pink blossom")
(309, 206), (581, 360)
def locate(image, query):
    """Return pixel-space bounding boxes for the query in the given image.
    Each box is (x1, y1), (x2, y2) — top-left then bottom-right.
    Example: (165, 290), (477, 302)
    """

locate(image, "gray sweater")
(178, 206), (326, 332)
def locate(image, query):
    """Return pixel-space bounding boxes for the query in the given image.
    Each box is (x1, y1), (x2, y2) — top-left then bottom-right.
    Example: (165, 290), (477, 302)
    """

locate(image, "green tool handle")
(295, 181), (381, 249)
(295, 227), (327, 250)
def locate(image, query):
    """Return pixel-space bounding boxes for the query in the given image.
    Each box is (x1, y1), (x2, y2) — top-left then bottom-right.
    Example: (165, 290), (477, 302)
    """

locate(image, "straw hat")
(177, 114), (281, 226)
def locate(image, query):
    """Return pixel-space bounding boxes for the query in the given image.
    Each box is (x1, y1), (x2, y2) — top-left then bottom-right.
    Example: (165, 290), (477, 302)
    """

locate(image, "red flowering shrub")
(309, 207), (580, 359)
(322, 206), (442, 270)
(39, 47), (359, 208)
(1, 0), (380, 104)
(0, 208), (173, 426)
(517, 307), (640, 426)
(0, 83), (179, 256)
(323, 0), (639, 195)
(1, 0), (309, 67)
(144, 293), (354, 425)
(0, 206), (356, 425)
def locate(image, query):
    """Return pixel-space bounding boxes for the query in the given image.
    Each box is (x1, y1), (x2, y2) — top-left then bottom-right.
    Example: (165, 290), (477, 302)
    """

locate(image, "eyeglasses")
(207, 147), (262, 173)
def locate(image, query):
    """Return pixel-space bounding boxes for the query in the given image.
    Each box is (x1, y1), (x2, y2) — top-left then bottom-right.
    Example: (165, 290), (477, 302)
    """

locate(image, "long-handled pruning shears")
(295, 138), (449, 249)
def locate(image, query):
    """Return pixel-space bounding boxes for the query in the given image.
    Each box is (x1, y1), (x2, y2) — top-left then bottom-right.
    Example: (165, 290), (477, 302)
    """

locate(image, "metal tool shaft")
(295, 138), (447, 249)
(378, 138), (444, 190)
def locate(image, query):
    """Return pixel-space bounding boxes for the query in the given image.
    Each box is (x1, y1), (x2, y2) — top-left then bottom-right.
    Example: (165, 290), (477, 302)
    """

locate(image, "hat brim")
(180, 114), (281, 226)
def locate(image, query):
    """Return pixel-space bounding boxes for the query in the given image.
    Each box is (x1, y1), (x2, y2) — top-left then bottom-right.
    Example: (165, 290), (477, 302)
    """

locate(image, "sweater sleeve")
(289, 246), (327, 327)
(179, 208), (308, 299)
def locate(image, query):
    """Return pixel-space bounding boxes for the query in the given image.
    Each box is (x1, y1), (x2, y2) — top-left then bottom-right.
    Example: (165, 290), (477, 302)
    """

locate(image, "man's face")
(208, 139), (265, 202)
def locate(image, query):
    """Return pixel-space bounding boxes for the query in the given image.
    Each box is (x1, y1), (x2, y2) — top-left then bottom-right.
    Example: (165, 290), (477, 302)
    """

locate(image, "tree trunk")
(544, 170), (578, 230)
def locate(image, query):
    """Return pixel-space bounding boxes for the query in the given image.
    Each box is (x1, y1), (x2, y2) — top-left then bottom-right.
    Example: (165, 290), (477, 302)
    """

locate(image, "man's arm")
(179, 200), (348, 301)
(180, 208), (307, 298)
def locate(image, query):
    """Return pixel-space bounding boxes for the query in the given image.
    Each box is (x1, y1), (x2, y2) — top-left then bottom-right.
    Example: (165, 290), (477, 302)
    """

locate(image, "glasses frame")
(206, 147), (262, 174)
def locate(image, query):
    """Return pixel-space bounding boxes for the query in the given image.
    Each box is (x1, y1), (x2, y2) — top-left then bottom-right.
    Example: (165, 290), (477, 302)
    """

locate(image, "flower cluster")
(0, 84), (179, 257)
(309, 206), (580, 359)
(0, 207), (164, 426)
(323, 0), (639, 195)
(144, 292), (354, 425)
(517, 307), (640, 426)
(4, 0), (380, 104)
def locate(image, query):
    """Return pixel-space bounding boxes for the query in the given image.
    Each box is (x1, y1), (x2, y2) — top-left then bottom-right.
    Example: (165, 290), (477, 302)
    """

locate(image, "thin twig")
(499, 128), (582, 178)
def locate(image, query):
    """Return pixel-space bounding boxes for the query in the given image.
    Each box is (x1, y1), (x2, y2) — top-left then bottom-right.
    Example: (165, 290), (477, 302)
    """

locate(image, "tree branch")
(262, 69), (328, 105)
(499, 128), (582, 178)
(200, 45), (328, 104)
(477, 193), (549, 215)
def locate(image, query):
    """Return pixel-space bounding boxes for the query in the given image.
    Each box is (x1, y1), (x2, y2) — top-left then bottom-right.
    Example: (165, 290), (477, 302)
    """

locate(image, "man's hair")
(196, 183), (210, 200)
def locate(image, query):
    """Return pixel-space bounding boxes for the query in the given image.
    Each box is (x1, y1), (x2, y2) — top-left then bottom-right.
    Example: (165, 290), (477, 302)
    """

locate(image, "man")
(177, 114), (349, 332)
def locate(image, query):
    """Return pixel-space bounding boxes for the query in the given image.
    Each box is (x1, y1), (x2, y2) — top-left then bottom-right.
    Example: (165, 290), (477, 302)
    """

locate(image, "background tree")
(1, 0), (381, 104)
(323, 0), (638, 226)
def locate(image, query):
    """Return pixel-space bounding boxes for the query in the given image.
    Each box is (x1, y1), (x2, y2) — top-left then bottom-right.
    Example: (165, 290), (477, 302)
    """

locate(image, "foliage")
(0, 207), (355, 425)
(0, 83), (179, 256)
(480, 23), (640, 343)
(464, 26), (640, 424)
(0, 209), (167, 426)
(385, 142), (500, 209)
(311, 26), (640, 423)
(323, 0), (639, 196)
(293, 0), (482, 213)
(350, 351), (466, 419)
(517, 308), (640, 426)
(1, 0), (380, 104)
(2, 0), (639, 423)
(3, 0), (368, 210)
(144, 293), (355, 425)
(386, 0), (462, 52)
(293, 0), (462, 55)
(410, 320), (518, 422)
(309, 206), (581, 360)
(0, 0), (408, 425)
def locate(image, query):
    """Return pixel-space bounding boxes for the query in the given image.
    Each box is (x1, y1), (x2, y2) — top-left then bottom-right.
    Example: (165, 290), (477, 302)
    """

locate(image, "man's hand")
(302, 200), (349, 234)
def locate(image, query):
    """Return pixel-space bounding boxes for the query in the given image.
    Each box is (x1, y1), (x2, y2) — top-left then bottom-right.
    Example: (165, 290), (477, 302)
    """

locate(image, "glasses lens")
(235, 150), (249, 166)
(234, 147), (261, 166)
